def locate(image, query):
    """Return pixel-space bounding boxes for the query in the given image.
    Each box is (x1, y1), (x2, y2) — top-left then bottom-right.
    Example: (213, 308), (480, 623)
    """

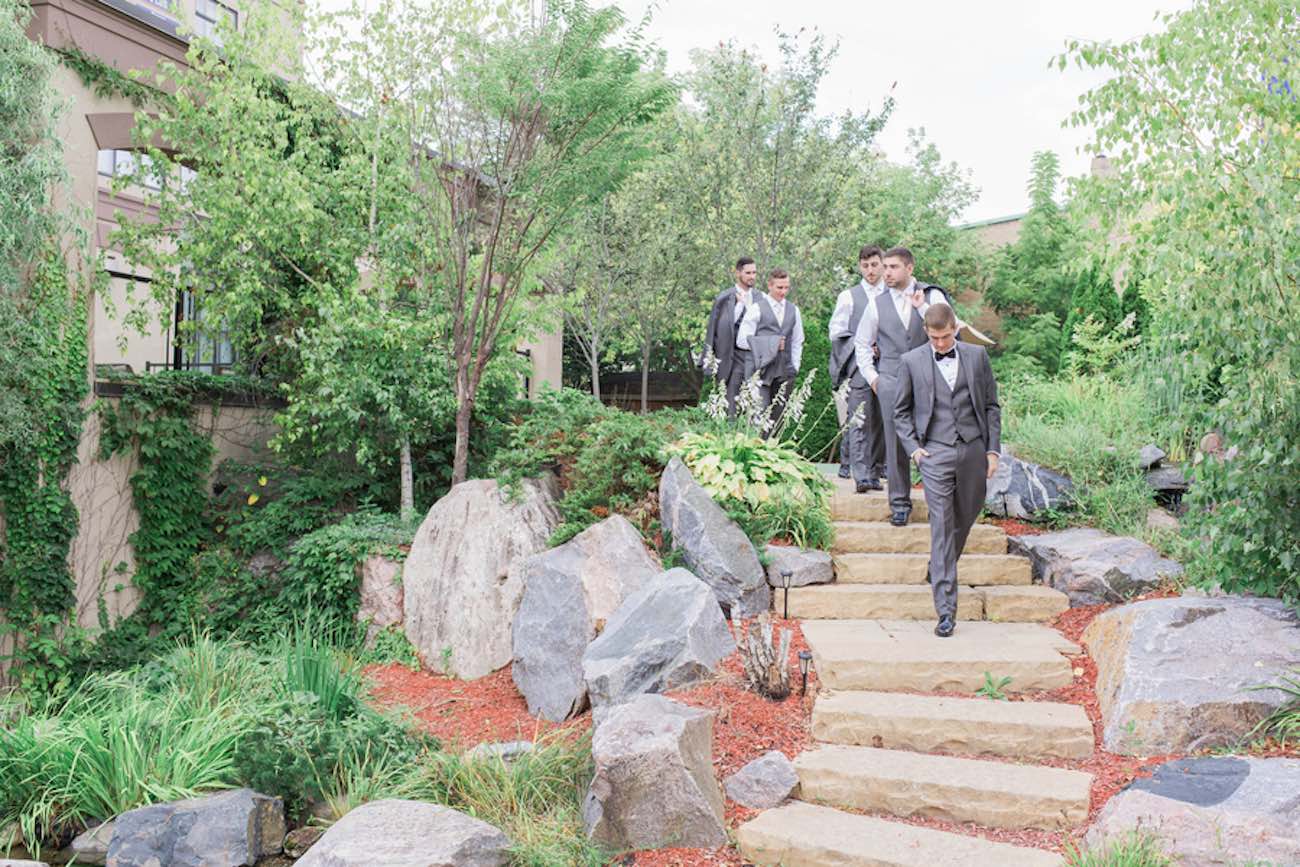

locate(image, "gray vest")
(927, 359), (983, 447)
(754, 294), (798, 382)
(844, 283), (873, 385)
(873, 290), (927, 376)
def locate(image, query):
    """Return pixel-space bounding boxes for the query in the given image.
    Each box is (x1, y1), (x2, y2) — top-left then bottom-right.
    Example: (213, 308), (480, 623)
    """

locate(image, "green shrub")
(1247, 667), (1300, 746)
(281, 512), (415, 624)
(492, 388), (684, 544)
(1001, 373), (1159, 537)
(399, 734), (606, 867)
(672, 430), (834, 550)
(1064, 832), (1175, 867)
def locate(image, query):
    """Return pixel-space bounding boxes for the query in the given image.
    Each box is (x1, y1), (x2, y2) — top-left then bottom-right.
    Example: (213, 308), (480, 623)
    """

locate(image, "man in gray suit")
(893, 303), (1001, 637)
(853, 246), (953, 524)
(738, 268), (804, 430)
(702, 257), (759, 419)
(830, 245), (887, 492)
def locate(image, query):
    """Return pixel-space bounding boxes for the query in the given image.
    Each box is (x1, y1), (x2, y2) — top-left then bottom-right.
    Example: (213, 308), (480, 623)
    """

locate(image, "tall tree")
(1066, 0), (1300, 602)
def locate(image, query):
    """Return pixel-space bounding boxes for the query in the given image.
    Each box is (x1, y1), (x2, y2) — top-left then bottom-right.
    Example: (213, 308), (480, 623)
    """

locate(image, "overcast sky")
(617, 0), (1195, 222)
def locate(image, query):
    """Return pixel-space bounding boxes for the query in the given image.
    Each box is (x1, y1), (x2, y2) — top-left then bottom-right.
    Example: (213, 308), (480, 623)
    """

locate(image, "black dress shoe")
(863, 478), (883, 491)
(890, 508), (910, 527)
(934, 614), (955, 637)
(837, 466), (852, 479)
(855, 481), (869, 493)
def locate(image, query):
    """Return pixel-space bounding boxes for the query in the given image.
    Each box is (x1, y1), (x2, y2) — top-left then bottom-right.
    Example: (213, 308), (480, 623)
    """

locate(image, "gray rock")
(105, 789), (284, 867)
(404, 478), (559, 679)
(1085, 757), (1300, 866)
(71, 820), (113, 865)
(1082, 596), (1300, 754)
(1138, 444), (1166, 469)
(659, 457), (769, 617)
(764, 545), (833, 588)
(582, 568), (735, 711)
(282, 826), (323, 859)
(295, 800), (508, 867)
(1145, 465), (1189, 492)
(467, 740), (535, 762)
(583, 694), (726, 849)
(983, 452), (1074, 521)
(1009, 528), (1183, 606)
(512, 515), (661, 721)
(356, 554), (403, 641)
(0, 861), (49, 867)
(1146, 508), (1180, 533)
(723, 750), (799, 808)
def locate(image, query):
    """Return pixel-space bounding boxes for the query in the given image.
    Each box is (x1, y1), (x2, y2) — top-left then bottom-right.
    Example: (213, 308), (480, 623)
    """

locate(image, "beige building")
(21, 0), (561, 632)
(957, 212), (1026, 251)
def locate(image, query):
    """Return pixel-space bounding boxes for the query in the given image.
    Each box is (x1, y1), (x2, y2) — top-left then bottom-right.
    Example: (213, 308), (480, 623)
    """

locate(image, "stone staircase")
(737, 477), (1087, 866)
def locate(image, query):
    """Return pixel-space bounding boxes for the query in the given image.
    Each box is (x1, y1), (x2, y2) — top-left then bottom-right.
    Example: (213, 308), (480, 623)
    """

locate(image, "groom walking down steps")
(892, 303), (1001, 638)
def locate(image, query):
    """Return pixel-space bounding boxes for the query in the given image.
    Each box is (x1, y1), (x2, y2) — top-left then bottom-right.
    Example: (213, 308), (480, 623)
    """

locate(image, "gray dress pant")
(918, 438), (989, 618)
(874, 373), (913, 512)
(846, 380), (886, 484)
(759, 377), (793, 430)
(723, 348), (753, 420)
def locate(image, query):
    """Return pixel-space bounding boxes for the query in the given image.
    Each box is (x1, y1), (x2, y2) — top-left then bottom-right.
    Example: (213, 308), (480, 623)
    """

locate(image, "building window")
(97, 149), (162, 190)
(195, 0), (237, 40)
(178, 290), (237, 373)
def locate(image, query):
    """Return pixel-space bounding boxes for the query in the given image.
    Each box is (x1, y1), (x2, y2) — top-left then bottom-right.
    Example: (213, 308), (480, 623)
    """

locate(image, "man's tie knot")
(934, 348), (956, 361)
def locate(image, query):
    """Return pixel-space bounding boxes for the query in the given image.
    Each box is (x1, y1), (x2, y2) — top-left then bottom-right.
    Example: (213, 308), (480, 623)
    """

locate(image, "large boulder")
(71, 821), (113, 865)
(583, 694), (727, 849)
(659, 457), (768, 617)
(983, 452), (1074, 521)
(1009, 528), (1183, 606)
(1085, 757), (1300, 866)
(582, 568), (735, 711)
(724, 750), (799, 808)
(105, 789), (284, 867)
(512, 515), (661, 721)
(764, 545), (833, 588)
(404, 478), (559, 679)
(1083, 596), (1300, 754)
(356, 554), (403, 640)
(295, 800), (508, 867)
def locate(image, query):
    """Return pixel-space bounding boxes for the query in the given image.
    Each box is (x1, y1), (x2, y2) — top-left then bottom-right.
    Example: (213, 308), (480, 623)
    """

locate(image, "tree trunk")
(452, 363), (474, 485)
(589, 350), (602, 402)
(399, 433), (414, 523)
(640, 339), (651, 414)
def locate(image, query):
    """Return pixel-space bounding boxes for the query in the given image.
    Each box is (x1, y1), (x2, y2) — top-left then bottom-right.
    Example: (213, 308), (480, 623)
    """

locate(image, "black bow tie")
(934, 348), (956, 361)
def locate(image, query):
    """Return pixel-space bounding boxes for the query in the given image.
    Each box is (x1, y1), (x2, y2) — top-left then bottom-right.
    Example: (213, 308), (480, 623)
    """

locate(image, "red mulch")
(987, 517), (1048, 536)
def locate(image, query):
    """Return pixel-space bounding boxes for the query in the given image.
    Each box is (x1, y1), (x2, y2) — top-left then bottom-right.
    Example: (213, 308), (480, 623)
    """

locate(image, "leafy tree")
(1065, 0), (1300, 603)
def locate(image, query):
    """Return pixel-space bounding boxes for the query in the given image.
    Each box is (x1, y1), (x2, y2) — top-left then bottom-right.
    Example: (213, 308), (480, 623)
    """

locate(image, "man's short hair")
(924, 302), (957, 330)
(884, 246), (914, 266)
(858, 244), (884, 261)
(768, 268), (789, 281)
(736, 256), (755, 271)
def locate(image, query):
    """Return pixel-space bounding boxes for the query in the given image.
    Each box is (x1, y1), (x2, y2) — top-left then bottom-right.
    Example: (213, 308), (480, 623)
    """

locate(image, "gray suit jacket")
(703, 288), (743, 381)
(892, 342), (1001, 459)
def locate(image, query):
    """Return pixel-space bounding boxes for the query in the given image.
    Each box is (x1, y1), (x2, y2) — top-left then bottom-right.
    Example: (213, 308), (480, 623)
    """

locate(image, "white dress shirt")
(828, 279), (885, 339)
(852, 280), (952, 386)
(737, 293), (805, 371)
(731, 285), (754, 347)
(934, 347), (959, 390)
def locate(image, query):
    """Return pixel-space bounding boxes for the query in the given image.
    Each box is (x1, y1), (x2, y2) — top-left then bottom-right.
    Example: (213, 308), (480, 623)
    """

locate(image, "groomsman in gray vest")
(830, 245), (887, 492)
(702, 257), (759, 419)
(852, 246), (953, 525)
(738, 268), (804, 427)
(893, 303), (1001, 637)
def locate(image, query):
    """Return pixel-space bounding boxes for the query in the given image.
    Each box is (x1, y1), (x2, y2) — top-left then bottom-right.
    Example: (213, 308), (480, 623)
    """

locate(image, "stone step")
(812, 690), (1095, 760)
(980, 585), (1070, 623)
(795, 745), (1093, 830)
(834, 552), (1031, 585)
(832, 522), (1006, 555)
(831, 489), (929, 523)
(802, 619), (1078, 693)
(737, 801), (1065, 867)
(785, 585), (985, 621)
